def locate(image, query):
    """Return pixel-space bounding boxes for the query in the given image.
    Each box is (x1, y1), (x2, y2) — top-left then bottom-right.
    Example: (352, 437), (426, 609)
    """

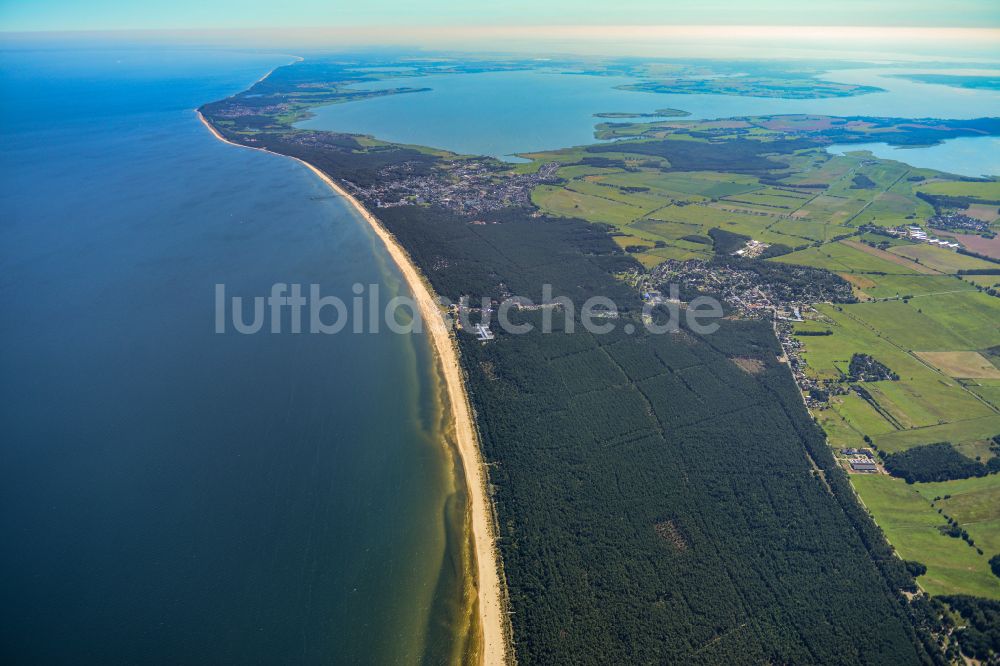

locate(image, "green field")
(798, 283), (1000, 459)
(875, 415), (1000, 453)
(914, 473), (1000, 563)
(834, 391), (898, 435)
(917, 179), (1000, 200)
(592, 170), (759, 199)
(794, 299), (999, 453)
(963, 273), (1000, 288)
(852, 475), (1000, 599)
(774, 241), (924, 274)
(531, 184), (649, 226)
(849, 273), (974, 300)
(767, 218), (841, 243)
(836, 289), (1000, 351)
(815, 404), (870, 449)
(888, 243), (999, 273)
(969, 380), (1000, 411)
(566, 178), (673, 209)
(525, 138), (986, 271)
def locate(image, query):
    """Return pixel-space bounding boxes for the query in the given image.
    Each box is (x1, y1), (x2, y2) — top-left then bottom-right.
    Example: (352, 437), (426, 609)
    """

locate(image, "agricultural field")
(793, 254), (1000, 602)
(591, 170), (759, 199)
(531, 184), (648, 226)
(916, 351), (1000, 379)
(914, 475), (1000, 562)
(961, 273), (1000, 288)
(916, 179), (1000, 200)
(875, 416), (1000, 453)
(773, 240), (926, 274)
(524, 134), (966, 267)
(788, 242), (999, 431)
(815, 401), (871, 449)
(887, 243), (999, 273)
(852, 475), (1000, 599)
(835, 391), (900, 435)
(966, 203), (1000, 222)
(847, 295), (997, 351)
(969, 380), (1000, 411)
(847, 273), (974, 300)
(794, 298), (999, 453)
(940, 231), (1000, 260)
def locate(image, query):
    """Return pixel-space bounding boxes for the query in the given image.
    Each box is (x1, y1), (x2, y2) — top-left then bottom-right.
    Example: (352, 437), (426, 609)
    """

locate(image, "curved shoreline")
(197, 111), (509, 666)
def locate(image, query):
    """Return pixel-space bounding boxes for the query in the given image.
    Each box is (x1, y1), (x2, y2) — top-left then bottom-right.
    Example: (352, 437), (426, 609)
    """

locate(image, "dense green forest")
(358, 197), (937, 663)
(938, 596), (1000, 661)
(883, 442), (1000, 483)
(709, 227), (751, 254)
(589, 136), (818, 173)
(849, 354), (900, 382)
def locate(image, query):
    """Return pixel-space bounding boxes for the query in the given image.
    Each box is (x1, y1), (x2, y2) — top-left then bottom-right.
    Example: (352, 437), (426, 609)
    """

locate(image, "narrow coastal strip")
(197, 111), (509, 666)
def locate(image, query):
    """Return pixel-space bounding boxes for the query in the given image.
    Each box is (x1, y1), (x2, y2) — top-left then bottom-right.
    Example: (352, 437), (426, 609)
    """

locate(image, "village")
(346, 158), (561, 215)
(631, 253), (892, 476)
(927, 211), (993, 235)
(637, 255), (854, 321)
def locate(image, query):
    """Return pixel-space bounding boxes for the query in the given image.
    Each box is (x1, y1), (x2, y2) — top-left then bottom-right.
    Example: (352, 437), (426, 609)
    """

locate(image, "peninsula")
(198, 54), (1000, 664)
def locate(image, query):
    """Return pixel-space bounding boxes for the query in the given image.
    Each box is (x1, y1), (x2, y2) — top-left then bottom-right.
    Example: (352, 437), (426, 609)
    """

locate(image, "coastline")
(196, 111), (509, 666)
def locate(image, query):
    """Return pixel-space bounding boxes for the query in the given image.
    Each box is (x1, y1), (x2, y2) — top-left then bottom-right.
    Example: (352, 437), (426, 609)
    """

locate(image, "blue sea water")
(0, 48), (463, 663)
(299, 67), (1000, 175)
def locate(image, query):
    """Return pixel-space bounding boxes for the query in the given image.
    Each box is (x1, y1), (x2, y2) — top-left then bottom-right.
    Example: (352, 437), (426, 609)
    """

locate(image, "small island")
(594, 108), (691, 119)
(616, 76), (883, 98)
(889, 73), (1000, 91)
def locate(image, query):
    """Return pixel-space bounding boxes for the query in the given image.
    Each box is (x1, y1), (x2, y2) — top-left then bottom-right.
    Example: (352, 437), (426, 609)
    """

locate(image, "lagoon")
(827, 137), (1000, 178)
(299, 67), (1000, 171)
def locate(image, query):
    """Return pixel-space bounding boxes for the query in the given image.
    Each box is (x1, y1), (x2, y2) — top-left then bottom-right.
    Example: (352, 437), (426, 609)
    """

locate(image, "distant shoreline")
(196, 111), (509, 666)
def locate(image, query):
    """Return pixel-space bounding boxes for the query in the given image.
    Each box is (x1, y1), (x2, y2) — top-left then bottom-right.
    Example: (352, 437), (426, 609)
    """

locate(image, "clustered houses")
(643, 259), (850, 321)
(210, 102), (292, 118)
(345, 160), (561, 215)
(772, 320), (843, 408)
(840, 448), (881, 474)
(643, 261), (779, 319)
(927, 211), (992, 234)
(632, 259), (854, 408)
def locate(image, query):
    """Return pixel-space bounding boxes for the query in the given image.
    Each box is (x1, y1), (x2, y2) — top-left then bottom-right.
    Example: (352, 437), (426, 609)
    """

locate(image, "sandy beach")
(197, 111), (509, 666)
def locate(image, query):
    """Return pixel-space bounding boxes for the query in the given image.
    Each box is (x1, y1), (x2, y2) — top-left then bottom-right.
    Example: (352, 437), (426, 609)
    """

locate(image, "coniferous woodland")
(369, 203), (938, 664)
(883, 442), (1000, 483)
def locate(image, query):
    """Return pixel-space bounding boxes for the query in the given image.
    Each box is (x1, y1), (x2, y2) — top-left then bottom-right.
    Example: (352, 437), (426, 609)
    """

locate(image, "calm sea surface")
(299, 67), (1000, 175)
(0, 48), (465, 663)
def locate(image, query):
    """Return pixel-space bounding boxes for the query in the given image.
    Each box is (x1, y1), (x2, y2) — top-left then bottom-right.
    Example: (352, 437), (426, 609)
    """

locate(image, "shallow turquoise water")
(299, 67), (1000, 173)
(0, 48), (461, 663)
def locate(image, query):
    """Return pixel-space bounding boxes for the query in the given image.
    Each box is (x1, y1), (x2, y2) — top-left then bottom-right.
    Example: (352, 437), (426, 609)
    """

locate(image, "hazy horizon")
(3, 0), (1000, 31)
(2, 25), (999, 63)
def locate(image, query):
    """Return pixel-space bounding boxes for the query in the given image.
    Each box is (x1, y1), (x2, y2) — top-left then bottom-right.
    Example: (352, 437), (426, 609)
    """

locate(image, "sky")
(2, 0), (1000, 32)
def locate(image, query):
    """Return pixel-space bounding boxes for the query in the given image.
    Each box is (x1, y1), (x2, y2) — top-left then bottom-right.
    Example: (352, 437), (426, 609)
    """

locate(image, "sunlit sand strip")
(197, 110), (510, 666)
